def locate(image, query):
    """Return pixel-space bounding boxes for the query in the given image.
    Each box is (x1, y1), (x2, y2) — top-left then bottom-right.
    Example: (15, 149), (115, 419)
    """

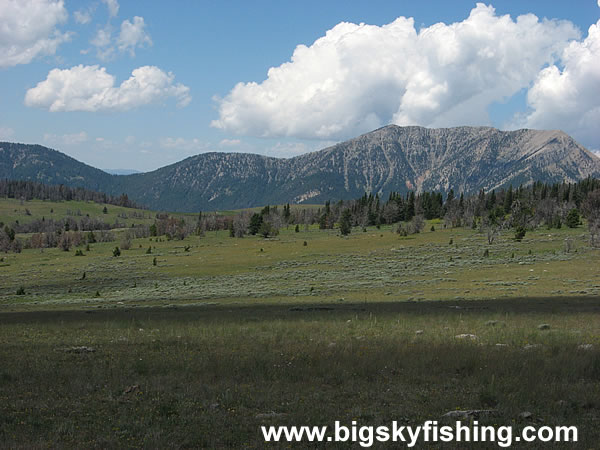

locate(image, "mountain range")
(1, 125), (599, 212)
(103, 169), (142, 176)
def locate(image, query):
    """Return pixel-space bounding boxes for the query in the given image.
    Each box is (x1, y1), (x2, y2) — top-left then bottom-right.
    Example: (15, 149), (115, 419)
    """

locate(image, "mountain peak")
(1, 126), (599, 211)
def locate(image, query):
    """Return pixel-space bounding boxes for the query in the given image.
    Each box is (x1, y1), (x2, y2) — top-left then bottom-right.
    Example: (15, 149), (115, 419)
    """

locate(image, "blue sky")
(1, 1), (599, 171)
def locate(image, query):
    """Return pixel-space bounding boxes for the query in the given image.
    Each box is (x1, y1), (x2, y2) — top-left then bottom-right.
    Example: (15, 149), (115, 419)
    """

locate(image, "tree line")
(1, 177), (599, 253)
(213, 177), (600, 244)
(0, 179), (142, 209)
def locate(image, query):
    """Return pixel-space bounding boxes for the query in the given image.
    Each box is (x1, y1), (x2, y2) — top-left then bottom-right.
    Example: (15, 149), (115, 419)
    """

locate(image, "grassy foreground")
(2, 300), (600, 448)
(1, 213), (600, 447)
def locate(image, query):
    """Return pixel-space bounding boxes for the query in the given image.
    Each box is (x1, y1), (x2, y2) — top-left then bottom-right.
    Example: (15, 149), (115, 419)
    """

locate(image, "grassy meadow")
(1, 199), (600, 447)
(0, 198), (158, 228)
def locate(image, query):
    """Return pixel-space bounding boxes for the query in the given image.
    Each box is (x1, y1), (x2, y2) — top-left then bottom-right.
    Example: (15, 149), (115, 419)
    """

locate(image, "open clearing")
(1, 212), (599, 447)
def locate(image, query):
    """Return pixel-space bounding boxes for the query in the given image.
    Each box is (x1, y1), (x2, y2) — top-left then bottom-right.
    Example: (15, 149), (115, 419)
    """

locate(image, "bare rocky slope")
(2, 125), (599, 211)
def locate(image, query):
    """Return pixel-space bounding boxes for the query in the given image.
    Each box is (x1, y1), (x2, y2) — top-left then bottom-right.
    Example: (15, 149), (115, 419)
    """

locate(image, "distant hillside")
(2, 126), (600, 212)
(103, 169), (143, 175)
(0, 142), (116, 192)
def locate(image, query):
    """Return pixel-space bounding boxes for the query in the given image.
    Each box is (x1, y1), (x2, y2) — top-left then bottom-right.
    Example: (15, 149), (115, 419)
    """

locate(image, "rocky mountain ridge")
(2, 125), (599, 211)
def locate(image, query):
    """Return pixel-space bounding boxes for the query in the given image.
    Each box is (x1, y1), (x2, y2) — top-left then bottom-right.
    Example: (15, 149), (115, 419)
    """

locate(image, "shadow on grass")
(2, 295), (600, 325)
(2, 296), (600, 447)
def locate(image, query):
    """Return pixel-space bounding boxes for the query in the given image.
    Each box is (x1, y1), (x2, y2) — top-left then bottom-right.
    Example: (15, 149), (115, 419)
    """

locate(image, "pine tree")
(319, 213), (328, 230)
(566, 209), (580, 228)
(406, 192), (415, 220)
(339, 209), (352, 236)
(504, 185), (513, 213)
(248, 213), (263, 235)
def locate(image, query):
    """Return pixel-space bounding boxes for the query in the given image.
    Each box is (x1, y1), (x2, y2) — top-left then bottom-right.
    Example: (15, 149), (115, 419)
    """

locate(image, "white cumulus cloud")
(101, 0), (119, 18)
(117, 16), (152, 56)
(91, 27), (113, 48)
(90, 25), (115, 60)
(25, 65), (191, 112)
(212, 3), (579, 140)
(0, 0), (70, 68)
(91, 16), (152, 60)
(74, 10), (92, 25)
(514, 20), (600, 147)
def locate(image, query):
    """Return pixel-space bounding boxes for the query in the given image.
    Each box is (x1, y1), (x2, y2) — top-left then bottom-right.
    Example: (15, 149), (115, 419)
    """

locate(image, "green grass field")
(1, 199), (600, 447)
(0, 198), (157, 228)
